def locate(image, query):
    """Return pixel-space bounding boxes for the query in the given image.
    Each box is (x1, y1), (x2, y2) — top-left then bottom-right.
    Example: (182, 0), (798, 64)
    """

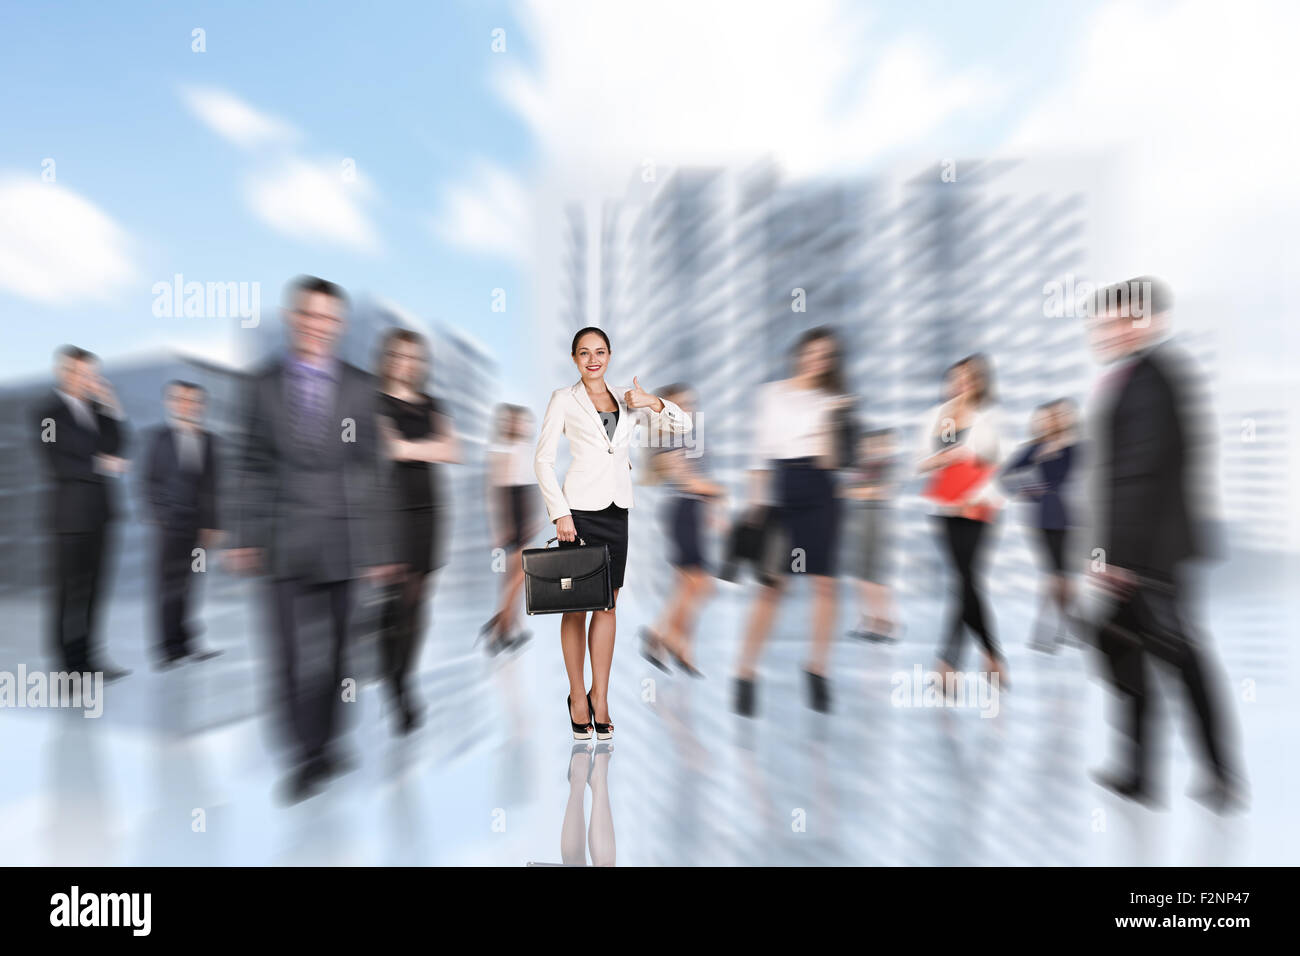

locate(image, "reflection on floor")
(0, 575), (1289, 866)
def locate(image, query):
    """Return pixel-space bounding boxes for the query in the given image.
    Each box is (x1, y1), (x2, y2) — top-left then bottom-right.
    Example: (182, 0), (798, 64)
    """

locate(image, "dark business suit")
(33, 391), (129, 671)
(235, 357), (394, 767)
(142, 425), (218, 662)
(1096, 343), (1230, 787)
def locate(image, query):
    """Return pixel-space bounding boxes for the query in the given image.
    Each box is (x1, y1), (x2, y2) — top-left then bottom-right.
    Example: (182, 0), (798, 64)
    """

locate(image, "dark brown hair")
(792, 326), (845, 394)
(570, 326), (612, 355)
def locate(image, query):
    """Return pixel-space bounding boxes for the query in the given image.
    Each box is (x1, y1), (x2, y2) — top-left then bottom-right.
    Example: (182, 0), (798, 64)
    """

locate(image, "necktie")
(292, 365), (331, 451)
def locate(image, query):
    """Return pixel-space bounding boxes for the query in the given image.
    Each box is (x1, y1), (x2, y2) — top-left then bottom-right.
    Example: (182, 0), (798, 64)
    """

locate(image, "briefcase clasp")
(561, 577), (573, 590)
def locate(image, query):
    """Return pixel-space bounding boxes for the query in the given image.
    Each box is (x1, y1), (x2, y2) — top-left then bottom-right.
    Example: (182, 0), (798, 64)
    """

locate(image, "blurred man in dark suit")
(1086, 277), (1244, 813)
(141, 380), (223, 669)
(225, 276), (399, 803)
(33, 346), (131, 681)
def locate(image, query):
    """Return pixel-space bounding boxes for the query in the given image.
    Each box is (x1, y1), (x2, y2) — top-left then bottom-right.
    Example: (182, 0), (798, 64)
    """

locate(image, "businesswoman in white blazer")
(535, 327), (693, 739)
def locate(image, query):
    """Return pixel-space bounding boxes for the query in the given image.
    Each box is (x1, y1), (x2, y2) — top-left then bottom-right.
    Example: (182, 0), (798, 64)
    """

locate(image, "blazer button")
(607, 448), (613, 454)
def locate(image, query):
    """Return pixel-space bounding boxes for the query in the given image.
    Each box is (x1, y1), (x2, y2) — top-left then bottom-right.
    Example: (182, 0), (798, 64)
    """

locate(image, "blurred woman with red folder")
(917, 354), (1007, 690)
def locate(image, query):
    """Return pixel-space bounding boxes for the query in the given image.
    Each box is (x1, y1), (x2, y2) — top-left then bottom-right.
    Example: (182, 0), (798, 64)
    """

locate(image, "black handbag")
(719, 506), (780, 584)
(831, 401), (858, 469)
(522, 536), (613, 615)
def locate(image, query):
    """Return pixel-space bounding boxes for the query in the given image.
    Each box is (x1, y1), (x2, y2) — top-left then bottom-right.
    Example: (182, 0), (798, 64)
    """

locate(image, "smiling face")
(572, 332), (610, 383)
(287, 289), (344, 363)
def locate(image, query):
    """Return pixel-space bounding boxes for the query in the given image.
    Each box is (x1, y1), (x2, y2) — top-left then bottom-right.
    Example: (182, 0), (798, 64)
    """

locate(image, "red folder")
(924, 459), (995, 510)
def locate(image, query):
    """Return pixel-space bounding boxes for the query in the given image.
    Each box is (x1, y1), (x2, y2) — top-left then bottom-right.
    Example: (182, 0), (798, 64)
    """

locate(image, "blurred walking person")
(535, 327), (693, 739)
(141, 380), (223, 669)
(842, 427), (900, 643)
(733, 327), (855, 716)
(640, 384), (723, 676)
(917, 354), (1006, 690)
(1085, 277), (1244, 812)
(33, 346), (131, 681)
(1000, 399), (1079, 653)
(226, 276), (401, 802)
(376, 327), (459, 733)
(482, 404), (541, 654)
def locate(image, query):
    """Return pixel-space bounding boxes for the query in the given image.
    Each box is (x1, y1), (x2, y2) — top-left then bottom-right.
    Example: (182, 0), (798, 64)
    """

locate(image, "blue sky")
(0, 0), (534, 380)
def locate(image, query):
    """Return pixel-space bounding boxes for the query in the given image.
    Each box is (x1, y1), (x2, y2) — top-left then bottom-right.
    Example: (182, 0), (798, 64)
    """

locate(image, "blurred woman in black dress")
(376, 328), (460, 734)
(482, 404), (542, 654)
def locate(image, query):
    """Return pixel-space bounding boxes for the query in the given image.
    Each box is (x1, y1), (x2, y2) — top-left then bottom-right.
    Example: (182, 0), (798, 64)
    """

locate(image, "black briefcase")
(522, 536), (613, 615)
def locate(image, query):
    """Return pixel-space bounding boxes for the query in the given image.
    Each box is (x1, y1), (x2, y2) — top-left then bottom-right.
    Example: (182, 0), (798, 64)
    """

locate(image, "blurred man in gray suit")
(226, 275), (400, 803)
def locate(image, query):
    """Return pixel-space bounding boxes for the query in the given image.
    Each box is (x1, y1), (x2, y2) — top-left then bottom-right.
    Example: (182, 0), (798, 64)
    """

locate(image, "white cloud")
(495, 0), (999, 175)
(433, 161), (530, 261)
(244, 157), (381, 252)
(1005, 0), (1300, 373)
(180, 87), (381, 250)
(0, 177), (135, 304)
(434, 0), (1000, 261)
(1007, 0), (1299, 284)
(181, 86), (298, 150)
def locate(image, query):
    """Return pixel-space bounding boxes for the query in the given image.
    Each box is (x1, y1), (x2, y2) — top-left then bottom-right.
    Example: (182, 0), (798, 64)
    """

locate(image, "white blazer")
(534, 381), (692, 523)
(915, 402), (1004, 515)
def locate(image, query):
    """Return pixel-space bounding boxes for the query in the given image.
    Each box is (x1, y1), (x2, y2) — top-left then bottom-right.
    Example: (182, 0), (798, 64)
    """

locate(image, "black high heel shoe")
(567, 694), (593, 740)
(587, 692), (613, 740)
(734, 677), (757, 717)
(666, 645), (704, 679)
(804, 670), (832, 713)
(639, 627), (670, 673)
(477, 614), (511, 656)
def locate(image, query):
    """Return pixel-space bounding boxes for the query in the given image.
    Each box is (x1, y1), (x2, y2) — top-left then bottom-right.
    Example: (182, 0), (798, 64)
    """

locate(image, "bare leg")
(587, 590), (618, 724)
(499, 552), (526, 635)
(561, 610), (589, 723)
(661, 569), (707, 658)
(853, 580), (871, 632)
(675, 571), (713, 659)
(737, 578), (784, 679)
(656, 571), (691, 652)
(864, 580), (896, 636)
(560, 746), (589, 865)
(807, 574), (837, 675)
(587, 747), (616, 866)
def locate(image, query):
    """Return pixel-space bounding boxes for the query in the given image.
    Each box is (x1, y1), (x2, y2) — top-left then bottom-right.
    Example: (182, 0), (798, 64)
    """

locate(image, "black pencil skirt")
(496, 484), (538, 551)
(559, 503), (629, 591)
(664, 495), (707, 571)
(773, 457), (839, 577)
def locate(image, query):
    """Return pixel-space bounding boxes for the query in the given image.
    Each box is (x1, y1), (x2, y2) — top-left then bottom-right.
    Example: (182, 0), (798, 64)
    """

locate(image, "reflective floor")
(0, 567), (1293, 866)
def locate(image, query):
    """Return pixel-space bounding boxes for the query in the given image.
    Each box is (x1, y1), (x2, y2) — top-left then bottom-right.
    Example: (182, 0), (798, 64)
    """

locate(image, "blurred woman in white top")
(734, 327), (854, 717)
(481, 404), (542, 655)
(915, 354), (1006, 689)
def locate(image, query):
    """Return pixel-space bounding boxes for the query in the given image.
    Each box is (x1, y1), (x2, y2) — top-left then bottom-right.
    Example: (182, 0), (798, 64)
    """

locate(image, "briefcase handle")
(544, 536), (587, 547)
